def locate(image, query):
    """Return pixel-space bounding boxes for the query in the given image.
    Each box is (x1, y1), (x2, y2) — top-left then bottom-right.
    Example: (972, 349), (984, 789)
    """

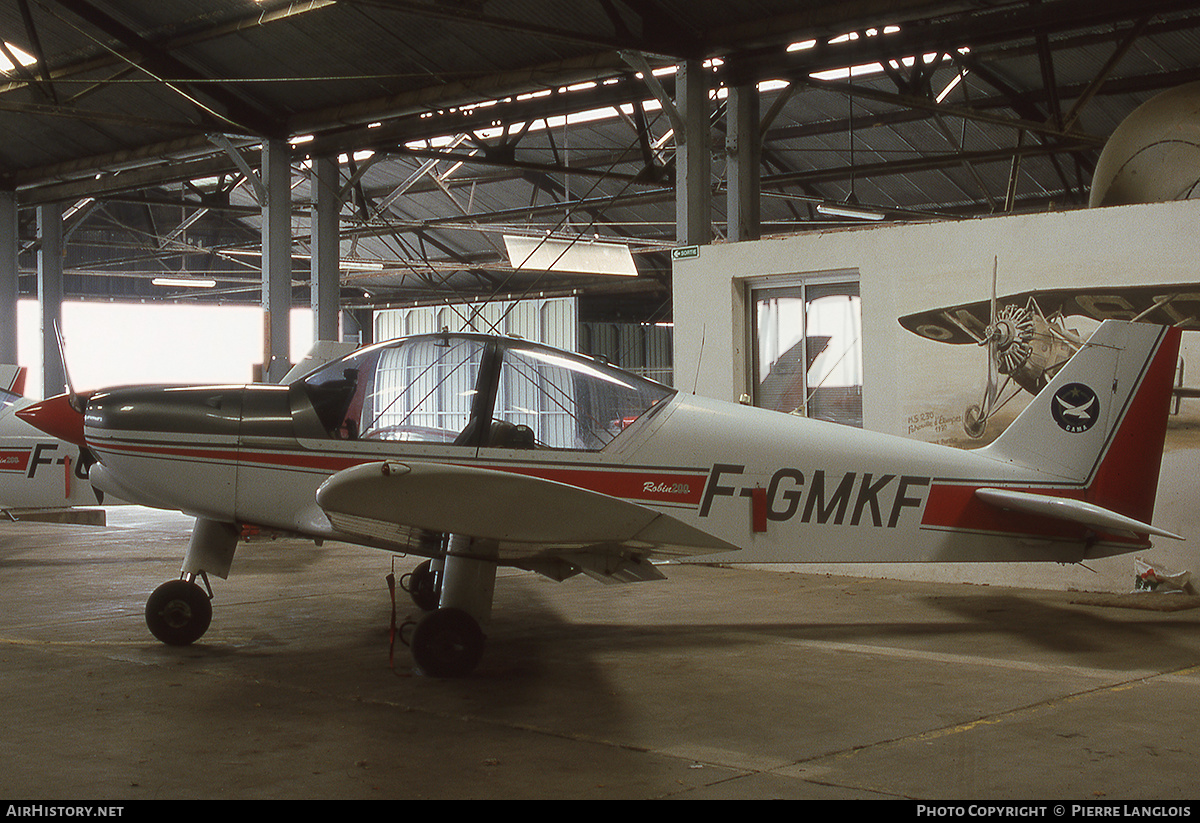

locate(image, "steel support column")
(348, 308), (373, 347)
(675, 59), (711, 246)
(261, 138), (291, 382)
(37, 203), (64, 396)
(726, 83), (761, 241)
(310, 155), (341, 342)
(0, 191), (17, 364)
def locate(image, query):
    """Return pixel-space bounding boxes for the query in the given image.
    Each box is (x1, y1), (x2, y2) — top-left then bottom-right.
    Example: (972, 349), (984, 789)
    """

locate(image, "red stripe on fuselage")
(488, 464), (705, 505)
(0, 448), (30, 472)
(922, 482), (1084, 539)
(93, 440), (359, 473)
(91, 437), (707, 506)
(920, 482), (1144, 545)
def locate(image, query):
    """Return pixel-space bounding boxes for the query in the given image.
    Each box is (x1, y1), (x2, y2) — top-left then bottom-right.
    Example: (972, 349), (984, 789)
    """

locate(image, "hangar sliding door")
(750, 275), (863, 427)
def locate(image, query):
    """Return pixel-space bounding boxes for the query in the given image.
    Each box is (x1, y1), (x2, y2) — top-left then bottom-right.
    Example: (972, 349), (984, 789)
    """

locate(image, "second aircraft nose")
(15, 392), (89, 447)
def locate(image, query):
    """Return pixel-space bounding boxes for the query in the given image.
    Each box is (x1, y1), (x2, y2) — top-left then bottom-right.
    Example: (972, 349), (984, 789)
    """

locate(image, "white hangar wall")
(672, 199), (1200, 591)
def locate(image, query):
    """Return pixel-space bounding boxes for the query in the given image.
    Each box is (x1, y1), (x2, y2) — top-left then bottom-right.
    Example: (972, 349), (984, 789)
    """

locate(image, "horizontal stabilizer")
(2, 507), (106, 526)
(316, 460), (739, 556)
(975, 487), (1183, 540)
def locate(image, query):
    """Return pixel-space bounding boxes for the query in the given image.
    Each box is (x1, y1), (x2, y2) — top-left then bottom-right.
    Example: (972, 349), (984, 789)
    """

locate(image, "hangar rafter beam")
(49, 0), (280, 135)
(340, 0), (693, 56)
(795, 75), (1105, 147)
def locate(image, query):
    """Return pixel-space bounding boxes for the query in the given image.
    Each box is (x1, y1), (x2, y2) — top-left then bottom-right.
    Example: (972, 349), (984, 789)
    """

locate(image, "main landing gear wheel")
(145, 579), (212, 646)
(401, 559), (442, 612)
(409, 607), (485, 678)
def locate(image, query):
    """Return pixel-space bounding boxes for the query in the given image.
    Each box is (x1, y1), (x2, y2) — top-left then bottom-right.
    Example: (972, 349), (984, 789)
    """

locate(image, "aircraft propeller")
(966, 259), (1036, 438)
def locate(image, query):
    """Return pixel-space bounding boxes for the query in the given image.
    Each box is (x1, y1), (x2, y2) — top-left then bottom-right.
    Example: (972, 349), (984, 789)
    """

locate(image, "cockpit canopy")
(299, 334), (675, 451)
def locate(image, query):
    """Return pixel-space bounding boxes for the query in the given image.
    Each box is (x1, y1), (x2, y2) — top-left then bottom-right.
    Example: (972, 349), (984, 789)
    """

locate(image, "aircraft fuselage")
(81, 384), (1140, 569)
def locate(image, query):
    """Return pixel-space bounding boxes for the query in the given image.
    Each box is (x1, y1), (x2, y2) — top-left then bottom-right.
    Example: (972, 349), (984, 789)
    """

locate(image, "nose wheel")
(145, 577), (212, 646)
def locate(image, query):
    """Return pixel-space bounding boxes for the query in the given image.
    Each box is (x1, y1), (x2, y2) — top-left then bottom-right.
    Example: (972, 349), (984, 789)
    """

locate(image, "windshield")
(300, 334), (675, 450)
(493, 340), (674, 449)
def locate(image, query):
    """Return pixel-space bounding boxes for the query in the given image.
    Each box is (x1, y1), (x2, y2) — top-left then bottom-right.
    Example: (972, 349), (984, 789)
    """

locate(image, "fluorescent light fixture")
(341, 259), (384, 271)
(503, 235), (637, 277)
(152, 277), (217, 288)
(816, 203), (886, 221)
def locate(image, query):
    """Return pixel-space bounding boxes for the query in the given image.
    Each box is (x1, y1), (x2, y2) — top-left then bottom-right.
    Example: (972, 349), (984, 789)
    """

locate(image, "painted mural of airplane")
(16, 320), (1184, 677)
(898, 283), (1200, 438)
(0, 365), (103, 520)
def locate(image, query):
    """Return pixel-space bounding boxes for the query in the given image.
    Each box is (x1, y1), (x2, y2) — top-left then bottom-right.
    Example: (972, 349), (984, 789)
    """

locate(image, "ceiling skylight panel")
(0, 42), (36, 74)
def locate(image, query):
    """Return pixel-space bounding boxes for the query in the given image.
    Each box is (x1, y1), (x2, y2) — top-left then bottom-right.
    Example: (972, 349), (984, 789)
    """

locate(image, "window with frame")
(299, 334), (675, 450)
(493, 341), (674, 450)
(750, 276), (863, 427)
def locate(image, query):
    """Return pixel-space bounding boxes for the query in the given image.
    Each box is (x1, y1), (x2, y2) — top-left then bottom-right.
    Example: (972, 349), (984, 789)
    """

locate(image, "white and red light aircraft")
(16, 320), (1184, 676)
(1, 365), (102, 517)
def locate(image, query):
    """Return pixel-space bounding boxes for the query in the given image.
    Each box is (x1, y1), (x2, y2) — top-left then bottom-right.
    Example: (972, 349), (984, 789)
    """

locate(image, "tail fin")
(981, 320), (1180, 525)
(0, 364), (26, 397)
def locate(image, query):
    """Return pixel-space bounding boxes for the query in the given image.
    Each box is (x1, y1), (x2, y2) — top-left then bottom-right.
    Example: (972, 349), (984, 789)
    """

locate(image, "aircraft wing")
(315, 460), (739, 565)
(899, 284), (1200, 344)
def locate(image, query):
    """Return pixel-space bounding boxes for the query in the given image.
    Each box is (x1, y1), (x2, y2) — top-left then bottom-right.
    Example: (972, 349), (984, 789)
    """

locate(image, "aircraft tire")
(964, 404), (986, 439)
(145, 579), (213, 646)
(403, 559), (442, 611)
(410, 607), (484, 678)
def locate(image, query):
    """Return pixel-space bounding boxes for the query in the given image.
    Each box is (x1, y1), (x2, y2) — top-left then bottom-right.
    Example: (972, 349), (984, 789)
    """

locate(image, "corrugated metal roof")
(5, 0), (1200, 315)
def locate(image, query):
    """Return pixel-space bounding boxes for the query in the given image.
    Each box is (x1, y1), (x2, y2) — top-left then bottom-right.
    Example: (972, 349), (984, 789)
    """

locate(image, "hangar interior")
(5, 1), (1200, 385)
(4, 0), (1200, 801)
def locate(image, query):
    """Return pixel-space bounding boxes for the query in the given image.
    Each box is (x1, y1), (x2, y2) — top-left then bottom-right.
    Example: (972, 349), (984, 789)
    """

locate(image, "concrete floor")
(2, 507), (1200, 801)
